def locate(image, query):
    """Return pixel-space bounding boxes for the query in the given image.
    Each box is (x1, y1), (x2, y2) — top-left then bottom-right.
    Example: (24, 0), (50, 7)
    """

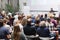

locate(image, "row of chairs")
(25, 35), (54, 40)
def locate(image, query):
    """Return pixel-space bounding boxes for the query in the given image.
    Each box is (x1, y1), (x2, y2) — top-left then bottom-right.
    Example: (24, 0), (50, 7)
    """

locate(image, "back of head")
(0, 19), (3, 27)
(45, 14), (47, 18)
(35, 20), (40, 26)
(27, 18), (32, 25)
(59, 21), (60, 25)
(40, 15), (43, 17)
(18, 15), (23, 20)
(3, 18), (7, 23)
(14, 24), (21, 32)
(40, 21), (46, 27)
(27, 14), (32, 19)
(14, 24), (20, 40)
(47, 18), (51, 23)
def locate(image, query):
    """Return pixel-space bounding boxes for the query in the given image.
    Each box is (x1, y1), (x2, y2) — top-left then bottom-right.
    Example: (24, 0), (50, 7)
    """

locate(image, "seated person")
(12, 23), (27, 40)
(35, 19), (40, 30)
(23, 18), (36, 35)
(0, 19), (11, 39)
(57, 21), (60, 34)
(37, 21), (50, 37)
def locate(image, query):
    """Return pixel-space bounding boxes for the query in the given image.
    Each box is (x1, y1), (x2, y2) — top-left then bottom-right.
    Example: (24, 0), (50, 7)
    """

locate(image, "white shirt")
(4, 24), (12, 33)
(14, 15), (18, 20)
(19, 24), (23, 32)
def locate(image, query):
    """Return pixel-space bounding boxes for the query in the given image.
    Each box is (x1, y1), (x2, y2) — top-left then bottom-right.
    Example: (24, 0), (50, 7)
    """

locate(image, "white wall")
(0, 0), (18, 10)
(13, 0), (18, 8)
(0, 0), (1, 8)
(30, 0), (60, 11)
(1, 0), (8, 9)
(19, 0), (24, 13)
(19, 0), (60, 16)
(31, 0), (60, 15)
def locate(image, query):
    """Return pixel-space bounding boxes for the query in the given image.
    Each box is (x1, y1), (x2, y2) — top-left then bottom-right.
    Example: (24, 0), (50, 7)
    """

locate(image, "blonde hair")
(40, 21), (46, 26)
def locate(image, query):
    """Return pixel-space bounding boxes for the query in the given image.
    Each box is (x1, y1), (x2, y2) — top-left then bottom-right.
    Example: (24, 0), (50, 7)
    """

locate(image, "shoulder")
(4, 25), (10, 27)
(37, 28), (40, 30)
(45, 28), (49, 30)
(1, 27), (8, 31)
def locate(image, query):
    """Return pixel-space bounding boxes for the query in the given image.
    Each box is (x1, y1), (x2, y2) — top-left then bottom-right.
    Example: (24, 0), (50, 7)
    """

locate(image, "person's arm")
(5, 28), (11, 39)
(7, 34), (11, 39)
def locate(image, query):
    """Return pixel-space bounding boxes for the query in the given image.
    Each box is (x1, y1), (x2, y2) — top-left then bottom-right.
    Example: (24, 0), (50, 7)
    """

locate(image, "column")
(0, 0), (1, 8)
(12, 0), (19, 11)
(19, 0), (30, 15)
(19, 0), (24, 13)
(1, 0), (8, 9)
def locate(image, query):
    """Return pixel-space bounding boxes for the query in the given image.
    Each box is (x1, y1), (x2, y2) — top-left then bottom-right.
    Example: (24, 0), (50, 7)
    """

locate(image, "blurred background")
(0, 0), (60, 15)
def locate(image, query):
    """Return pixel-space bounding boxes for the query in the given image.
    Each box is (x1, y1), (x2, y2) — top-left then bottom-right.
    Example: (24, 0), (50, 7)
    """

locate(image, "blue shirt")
(37, 27), (50, 37)
(0, 16), (3, 19)
(0, 26), (10, 39)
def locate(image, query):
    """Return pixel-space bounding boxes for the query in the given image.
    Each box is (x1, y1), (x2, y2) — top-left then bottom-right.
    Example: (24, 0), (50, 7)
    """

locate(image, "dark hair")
(3, 19), (7, 23)
(27, 20), (31, 25)
(47, 19), (51, 23)
(45, 14), (47, 17)
(18, 15), (23, 20)
(0, 19), (3, 27)
(35, 20), (40, 24)
(41, 15), (43, 17)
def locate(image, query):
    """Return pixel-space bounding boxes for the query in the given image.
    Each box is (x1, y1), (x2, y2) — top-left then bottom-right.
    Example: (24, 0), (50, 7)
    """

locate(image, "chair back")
(39, 37), (50, 40)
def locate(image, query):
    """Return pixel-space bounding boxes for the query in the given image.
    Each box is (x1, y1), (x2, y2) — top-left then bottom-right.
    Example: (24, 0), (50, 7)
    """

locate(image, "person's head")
(35, 20), (40, 26)
(3, 18), (8, 24)
(14, 24), (21, 40)
(27, 14), (32, 19)
(8, 12), (12, 17)
(1, 9), (6, 16)
(47, 18), (51, 23)
(40, 15), (43, 18)
(18, 15), (23, 20)
(0, 13), (2, 15)
(35, 16), (40, 25)
(14, 24), (21, 32)
(51, 8), (53, 10)
(58, 21), (60, 25)
(37, 14), (40, 17)
(0, 19), (3, 27)
(50, 15), (54, 18)
(21, 13), (24, 16)
(27, 18), (32, 25)
(40, 21), (46, 27)
(32, 16), (35, 19)
(20, 13), (25, 18)
(0, 14), (3, 19)
(35, 16), (40, 20)
(45, 14), (47, 18)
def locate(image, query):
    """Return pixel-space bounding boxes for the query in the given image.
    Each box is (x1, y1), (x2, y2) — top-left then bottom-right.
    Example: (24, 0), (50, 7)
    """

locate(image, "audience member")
(0, 19), (11, 40)
(0, 9), (60, 40)
(37, 21), (50, 37)
(23, 18), (36, 35)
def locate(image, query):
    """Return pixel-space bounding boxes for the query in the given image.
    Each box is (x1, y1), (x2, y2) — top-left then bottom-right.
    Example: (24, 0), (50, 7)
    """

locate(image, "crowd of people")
(0, 10), (60, 40)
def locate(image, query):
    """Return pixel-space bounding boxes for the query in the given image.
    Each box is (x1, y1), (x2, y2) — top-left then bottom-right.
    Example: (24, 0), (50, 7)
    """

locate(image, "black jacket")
(23, 24), (36, 35)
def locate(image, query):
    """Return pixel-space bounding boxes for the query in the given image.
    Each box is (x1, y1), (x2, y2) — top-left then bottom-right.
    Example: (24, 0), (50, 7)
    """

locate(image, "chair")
(39, 37), (54, 40)
(26, 35), (39, 40)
